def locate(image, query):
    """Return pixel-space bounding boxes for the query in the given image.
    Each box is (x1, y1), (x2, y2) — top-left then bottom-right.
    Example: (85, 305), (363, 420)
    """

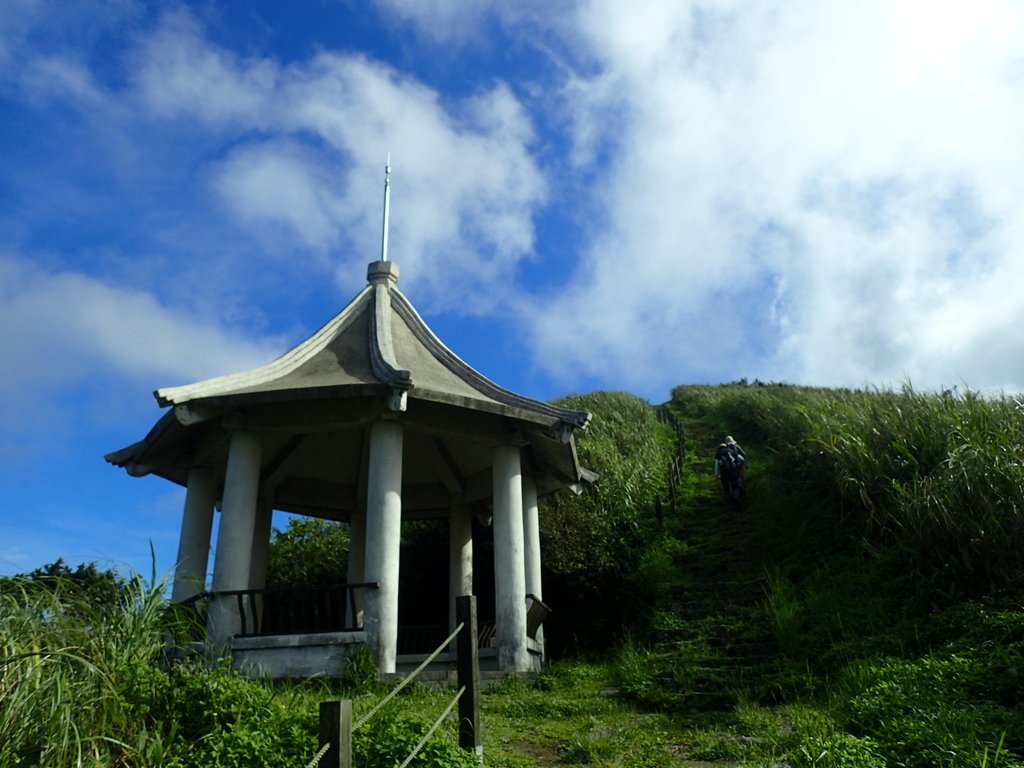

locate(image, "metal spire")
(380, 154), (391, 262)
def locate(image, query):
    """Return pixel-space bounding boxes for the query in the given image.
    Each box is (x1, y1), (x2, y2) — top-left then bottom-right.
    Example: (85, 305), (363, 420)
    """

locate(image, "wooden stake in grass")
(318, 699), (352, 768)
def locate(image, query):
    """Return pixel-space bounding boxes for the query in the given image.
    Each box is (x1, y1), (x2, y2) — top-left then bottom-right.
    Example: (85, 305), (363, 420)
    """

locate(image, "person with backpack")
(714, 436), (746, 502)
(724, 436), (749, 473)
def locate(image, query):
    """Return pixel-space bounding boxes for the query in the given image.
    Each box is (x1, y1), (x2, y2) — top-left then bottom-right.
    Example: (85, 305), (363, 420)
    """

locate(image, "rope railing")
(353, 620), (465, 731)
(303, 740), (332, 768)
(396, 686), (466, 768)
(308, 595), (482, 768)
(658, 406), (687, 516)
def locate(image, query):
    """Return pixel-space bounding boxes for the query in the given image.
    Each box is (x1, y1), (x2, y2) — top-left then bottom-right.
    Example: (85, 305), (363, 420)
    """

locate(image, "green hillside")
(2, 383), (1022, 767)
(586, 382), (1024, 766)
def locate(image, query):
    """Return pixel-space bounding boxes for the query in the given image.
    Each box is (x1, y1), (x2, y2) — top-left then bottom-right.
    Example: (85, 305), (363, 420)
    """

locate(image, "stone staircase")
(654, 492), (781, 710)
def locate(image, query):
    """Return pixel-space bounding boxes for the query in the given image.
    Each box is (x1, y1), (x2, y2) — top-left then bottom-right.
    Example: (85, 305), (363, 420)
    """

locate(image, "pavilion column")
(246, 496), (272, 635)
(346, 506), (367, 628)
(249, 495), (273, 591)
(171, 466), (216, 604)
(522, 474), (544, 650)
(209, 430), (262, 649)
(363, 418), (403, 674)
(448, 498), (473, 632)
(492, 444), (529, 672)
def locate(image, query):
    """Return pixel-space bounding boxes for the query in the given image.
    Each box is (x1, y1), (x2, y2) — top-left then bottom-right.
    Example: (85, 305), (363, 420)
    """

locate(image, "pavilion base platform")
(230, 630), (368, 679)
(226, 631), (543, 680)
(394, 635), (544, 676)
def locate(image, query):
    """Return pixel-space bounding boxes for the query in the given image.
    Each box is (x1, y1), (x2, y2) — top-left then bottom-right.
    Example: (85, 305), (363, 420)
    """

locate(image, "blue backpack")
(719, 447), (736, 473)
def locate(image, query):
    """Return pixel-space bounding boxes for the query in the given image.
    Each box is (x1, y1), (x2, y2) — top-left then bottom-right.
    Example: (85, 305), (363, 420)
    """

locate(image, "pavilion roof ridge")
(366, 261), (414, 395)
(154, 285), (373, 407)
(387, 288), (591, 430)
(148, 259), (590, 436)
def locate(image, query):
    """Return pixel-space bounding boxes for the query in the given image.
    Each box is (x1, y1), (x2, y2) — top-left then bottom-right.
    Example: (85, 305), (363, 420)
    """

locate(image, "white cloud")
(524, 0), (1024, 395)
(213, 140), (345, 249)
(128, 14), (547, 311)
(133, 9), (277, 127)
(7, 0), (1024, 403)
(0, 254), (284, 435)
(371, 0), (495, 42)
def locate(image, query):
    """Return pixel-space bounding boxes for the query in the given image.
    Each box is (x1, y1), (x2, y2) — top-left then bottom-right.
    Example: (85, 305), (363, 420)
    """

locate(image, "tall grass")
(0, 573), (173, 766)
(0, 567), (512, 768)
(542, 391), (675, 648)
(673, 382), (1024, 599)
(799, 386), (1024, 597)
(662, 383), (1024, 766)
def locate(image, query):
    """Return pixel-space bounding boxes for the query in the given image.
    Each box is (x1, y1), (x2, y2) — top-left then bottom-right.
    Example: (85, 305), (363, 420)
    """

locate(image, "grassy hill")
(601, 382), (1024, 766)
(484, 382), (1024, 767)
(2, 383), (1022, 767)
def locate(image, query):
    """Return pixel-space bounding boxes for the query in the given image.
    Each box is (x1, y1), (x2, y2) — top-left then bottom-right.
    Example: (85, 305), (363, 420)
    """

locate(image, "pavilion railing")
(179, 582), (379, 637)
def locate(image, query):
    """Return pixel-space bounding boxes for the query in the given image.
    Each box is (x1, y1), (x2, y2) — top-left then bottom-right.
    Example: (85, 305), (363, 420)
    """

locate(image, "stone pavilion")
(106, 259), (594, 676)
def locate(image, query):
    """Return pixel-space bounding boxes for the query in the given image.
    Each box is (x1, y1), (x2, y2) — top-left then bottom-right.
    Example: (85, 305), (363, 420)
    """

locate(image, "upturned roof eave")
(151, 263), (591, 433)
(104, 408), (180, 470)
(153, 286), (374, 408)
(388, 287), (591, 431)
(111, 260), (593, 479)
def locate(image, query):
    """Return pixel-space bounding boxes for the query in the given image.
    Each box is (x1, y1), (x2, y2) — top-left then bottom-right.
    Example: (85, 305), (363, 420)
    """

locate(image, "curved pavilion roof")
(106, 261), (594, 519)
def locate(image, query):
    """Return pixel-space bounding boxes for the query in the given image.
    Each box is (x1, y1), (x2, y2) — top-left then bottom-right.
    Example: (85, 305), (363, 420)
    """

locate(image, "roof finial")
(380, 153), (391, 262)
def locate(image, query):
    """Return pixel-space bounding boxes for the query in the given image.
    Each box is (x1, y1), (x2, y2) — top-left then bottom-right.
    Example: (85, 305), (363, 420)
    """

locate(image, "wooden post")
(456, 595), (482, 758)
(318, 699), (352, 768)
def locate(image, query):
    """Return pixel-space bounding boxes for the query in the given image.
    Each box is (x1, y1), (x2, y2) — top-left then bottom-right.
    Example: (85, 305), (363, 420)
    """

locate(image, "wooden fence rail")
(658, 407), (687, 516)
(313, 594), (482, 768)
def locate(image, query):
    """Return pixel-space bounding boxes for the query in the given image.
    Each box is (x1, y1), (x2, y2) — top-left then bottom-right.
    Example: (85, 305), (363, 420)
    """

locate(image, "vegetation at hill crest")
(2, 382), (1022, 767)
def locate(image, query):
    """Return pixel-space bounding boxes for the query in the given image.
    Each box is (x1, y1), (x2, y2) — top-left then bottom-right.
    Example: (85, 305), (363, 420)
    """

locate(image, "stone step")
(380, 668), (534, 690)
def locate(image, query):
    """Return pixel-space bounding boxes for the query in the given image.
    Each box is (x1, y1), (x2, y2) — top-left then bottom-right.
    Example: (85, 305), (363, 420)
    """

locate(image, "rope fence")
(307, 595), (482, 768)
(304, 740), (332, 768)
(658, 407), (687, 517)
(352, 620), (464, 731)
(396, 686), (465, 768)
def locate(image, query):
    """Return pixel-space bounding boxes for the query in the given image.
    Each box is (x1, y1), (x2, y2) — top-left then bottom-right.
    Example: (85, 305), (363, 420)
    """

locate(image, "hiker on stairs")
(714, 436), (746, 502)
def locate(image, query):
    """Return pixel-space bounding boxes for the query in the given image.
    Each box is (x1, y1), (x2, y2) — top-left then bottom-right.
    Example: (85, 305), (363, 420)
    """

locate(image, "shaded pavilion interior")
(106, 259), (594, 676)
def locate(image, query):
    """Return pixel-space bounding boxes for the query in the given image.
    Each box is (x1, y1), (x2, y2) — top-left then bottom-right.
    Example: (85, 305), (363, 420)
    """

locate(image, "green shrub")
(0, 569), (175, 767)
(340, 643), (381, 693)
(266, 517), (350, 587)
(610, 637), (660, 704)
(764, 568), (806, 658)
(354, 712), (480, 768)
(840, 653), (1024, 768)
(542, 391), (675, 649)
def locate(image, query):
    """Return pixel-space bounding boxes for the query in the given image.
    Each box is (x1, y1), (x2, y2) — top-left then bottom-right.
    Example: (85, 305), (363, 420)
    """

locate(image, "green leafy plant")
(266, 516), (350, 587)
(341, 642), (381, 693)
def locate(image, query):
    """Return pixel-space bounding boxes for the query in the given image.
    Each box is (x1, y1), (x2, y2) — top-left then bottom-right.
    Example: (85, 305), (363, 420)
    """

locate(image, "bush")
(354, 712), (480, 768)
(266, 517), (350, 587)
(541, 391), (674, 650)
(839, 651), (1024, 768)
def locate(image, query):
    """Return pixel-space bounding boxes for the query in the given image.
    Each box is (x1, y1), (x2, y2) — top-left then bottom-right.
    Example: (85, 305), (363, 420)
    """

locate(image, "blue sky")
(2, 0), (1024, 577)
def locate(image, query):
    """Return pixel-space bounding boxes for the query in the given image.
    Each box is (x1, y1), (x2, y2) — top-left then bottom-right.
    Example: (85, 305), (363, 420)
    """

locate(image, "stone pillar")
(522, 474), (544, 648)
(346, 506), (367, 628)
(171, 466), (216, 604)
(363, 418), (403, 673)
(209, 430), (262, 649)
(492, 444), (529, 671)
(249, 496), (273, 591)
(448, 498), (473, 632)
(247, 496), (273, 634)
